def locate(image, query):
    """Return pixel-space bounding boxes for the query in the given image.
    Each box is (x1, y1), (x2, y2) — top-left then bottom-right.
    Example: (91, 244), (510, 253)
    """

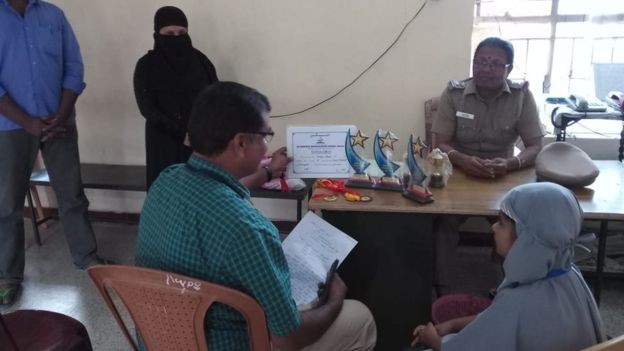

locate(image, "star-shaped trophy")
(351, 129), (369, 148)
(373, 130), (402, 191)
(379, 131), (399, 150)
(402, 135), (434, 204)
(345, 129), (374, 188)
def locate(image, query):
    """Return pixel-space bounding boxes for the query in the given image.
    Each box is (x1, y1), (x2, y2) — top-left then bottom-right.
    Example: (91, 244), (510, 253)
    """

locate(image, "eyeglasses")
(473, 59), (511, 71)
(250, 130), (274, 143)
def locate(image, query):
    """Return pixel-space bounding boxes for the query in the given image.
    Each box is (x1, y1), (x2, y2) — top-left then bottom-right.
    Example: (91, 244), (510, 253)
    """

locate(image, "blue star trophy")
(401, 135), (434, 204)
(372, 129), (403, 191)
(345, 129), (373, 188)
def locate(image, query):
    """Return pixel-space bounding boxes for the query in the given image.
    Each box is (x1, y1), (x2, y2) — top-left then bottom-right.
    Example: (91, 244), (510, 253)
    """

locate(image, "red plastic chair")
(87, 265), (271, 351)
(0, 309), (92, 351)
(431, 293), (492, 324)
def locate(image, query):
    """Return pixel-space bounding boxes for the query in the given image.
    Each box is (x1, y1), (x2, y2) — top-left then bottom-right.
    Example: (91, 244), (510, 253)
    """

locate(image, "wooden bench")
(28, 163), (311, 245)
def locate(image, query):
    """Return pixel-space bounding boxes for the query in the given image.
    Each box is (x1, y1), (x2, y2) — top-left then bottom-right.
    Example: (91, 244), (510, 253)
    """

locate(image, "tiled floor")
(1, 221), (137, 350)
(1, 220), (623, 350)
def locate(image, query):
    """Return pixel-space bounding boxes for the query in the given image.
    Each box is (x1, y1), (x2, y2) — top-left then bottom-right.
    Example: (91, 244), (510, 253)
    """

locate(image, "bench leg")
(26, 187), (42, 246)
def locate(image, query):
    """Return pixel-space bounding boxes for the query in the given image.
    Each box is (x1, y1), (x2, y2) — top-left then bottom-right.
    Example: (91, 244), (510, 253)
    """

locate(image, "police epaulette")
(509, 80), (529, 90)
(447, 80), (466, 90)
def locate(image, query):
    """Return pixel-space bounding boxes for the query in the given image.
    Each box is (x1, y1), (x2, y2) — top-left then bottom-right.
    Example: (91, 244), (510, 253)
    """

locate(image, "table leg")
(618, 125), (623, 162)
(296, 199), (302, 222)
(593, 220), (608, 305)
(555, 116), (573, 141)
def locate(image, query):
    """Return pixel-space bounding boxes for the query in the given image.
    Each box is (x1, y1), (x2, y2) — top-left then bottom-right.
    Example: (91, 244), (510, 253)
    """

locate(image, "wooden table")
(309, 160), (624, 350)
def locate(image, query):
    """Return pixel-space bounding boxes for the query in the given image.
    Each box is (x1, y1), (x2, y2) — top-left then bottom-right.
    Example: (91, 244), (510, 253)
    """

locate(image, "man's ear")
(230, 133), (248, 158)
(506, 64), (514, 77)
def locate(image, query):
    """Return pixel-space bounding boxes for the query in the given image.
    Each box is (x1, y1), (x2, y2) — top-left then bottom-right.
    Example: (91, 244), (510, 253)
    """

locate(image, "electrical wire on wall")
(270, 0), (429, 118)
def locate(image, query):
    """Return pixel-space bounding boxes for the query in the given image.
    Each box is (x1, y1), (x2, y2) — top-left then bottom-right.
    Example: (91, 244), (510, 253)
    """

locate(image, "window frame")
(473, 0), (624, 138)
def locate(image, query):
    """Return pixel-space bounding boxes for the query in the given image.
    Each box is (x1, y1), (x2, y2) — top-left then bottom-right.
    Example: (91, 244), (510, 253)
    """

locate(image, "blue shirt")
(0, 0), (85, 131)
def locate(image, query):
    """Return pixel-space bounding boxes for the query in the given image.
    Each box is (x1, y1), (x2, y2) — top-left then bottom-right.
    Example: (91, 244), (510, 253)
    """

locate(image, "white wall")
(42, 0), (475, 219)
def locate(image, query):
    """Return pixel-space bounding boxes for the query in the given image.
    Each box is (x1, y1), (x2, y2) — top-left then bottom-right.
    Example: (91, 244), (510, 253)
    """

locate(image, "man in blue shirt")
(136, 81), (376, 350)
(0, 0), (104, 305)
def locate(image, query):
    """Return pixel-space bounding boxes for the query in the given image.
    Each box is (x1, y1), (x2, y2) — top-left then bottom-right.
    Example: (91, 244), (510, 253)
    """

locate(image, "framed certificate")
(286, 125), (356, 179)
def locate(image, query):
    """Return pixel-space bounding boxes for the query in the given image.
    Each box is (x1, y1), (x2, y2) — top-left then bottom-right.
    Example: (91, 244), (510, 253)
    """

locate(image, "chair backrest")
(582, 335), (624, 351)
(424, 97), (440, 149)
(87, 265), (271, 351)
(0, 313), (19, 351)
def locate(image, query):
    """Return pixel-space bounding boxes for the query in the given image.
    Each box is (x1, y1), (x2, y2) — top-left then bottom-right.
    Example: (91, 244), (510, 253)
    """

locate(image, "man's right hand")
(325, 273), (347, 305)
(271, 273), (348, 351)
(269, 147), (293, 179)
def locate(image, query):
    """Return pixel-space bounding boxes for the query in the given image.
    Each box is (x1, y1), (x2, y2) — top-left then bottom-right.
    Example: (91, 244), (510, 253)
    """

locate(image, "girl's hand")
(411, 322), (442, 350)
(435, 320), (455, 337)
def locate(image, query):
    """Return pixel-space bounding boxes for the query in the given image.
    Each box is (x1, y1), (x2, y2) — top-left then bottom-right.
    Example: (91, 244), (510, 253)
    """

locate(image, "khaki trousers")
(274, 299), (377, 351)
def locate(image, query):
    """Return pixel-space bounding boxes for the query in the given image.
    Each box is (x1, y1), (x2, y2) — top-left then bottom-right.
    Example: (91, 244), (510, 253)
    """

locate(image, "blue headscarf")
(499, 182), (583, 290)
(443, 182), (605, 351)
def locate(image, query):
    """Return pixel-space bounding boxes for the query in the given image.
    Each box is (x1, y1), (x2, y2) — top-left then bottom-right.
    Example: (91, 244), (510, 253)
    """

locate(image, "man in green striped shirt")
(136, 82), (376, 350)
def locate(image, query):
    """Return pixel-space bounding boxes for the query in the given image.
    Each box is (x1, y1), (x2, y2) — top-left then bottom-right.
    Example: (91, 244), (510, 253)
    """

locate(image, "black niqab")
(150, 6), (206, 90)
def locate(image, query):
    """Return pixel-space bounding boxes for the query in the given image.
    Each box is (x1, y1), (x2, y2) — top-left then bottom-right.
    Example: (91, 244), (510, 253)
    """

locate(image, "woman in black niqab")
(134, 6), (218, 188)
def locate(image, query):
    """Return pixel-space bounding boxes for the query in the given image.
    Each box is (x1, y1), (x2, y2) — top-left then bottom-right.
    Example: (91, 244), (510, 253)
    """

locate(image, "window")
(473, 0), (624, 137)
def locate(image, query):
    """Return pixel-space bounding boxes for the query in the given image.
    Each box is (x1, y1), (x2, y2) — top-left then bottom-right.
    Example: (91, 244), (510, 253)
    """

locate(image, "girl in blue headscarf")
(412, 182), (605, 351)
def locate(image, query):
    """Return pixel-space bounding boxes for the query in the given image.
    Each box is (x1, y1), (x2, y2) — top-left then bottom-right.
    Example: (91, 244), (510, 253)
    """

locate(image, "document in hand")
(282, 211), (358, 308)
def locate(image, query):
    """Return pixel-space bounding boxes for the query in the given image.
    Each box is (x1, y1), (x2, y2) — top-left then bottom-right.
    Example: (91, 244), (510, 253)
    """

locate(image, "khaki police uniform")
(432, 78), (545, 159)
(431, 78), (545, 292)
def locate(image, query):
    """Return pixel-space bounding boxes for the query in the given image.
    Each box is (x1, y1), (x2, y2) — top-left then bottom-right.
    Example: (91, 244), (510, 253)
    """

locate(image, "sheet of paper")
(286, 125), (356, 179)
(282, 212), (357, 307)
